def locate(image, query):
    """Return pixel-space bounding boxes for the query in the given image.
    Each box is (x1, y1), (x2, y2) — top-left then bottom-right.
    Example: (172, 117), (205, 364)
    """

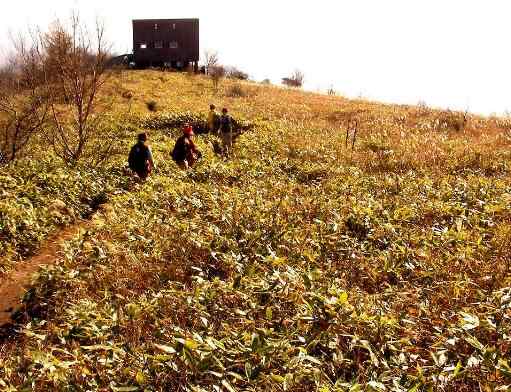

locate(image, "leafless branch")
(43, 14), (112, 165)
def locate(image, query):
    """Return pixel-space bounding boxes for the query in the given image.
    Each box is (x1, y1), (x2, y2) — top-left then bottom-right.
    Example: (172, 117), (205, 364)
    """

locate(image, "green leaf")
(185, 339), (199, 350)
(271, 374), (285, 383)
(81, 344), (114, 351)
(496, 359), (511, 378)
(110, 385), (138, 392)
(459, 312), (479, 330)
(338, 291), (349, 304)
(464, 335), (484, 352)
(135, 371), (145, 385)
(221, 379), (236, 392)
(154, 344), (176, 354)
(368, 381), (386, 391)
(453, 361), (462, 378)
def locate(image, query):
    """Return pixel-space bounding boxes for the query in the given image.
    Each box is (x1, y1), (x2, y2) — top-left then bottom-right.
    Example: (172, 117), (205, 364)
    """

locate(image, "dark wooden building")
(132, 19), (199, 69)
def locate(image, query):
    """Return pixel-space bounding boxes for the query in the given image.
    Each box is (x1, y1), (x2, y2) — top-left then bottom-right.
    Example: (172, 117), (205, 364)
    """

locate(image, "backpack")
(220, 115), (232, 133)
(213, 113), (221, 131)
(128, 143), (149, 172)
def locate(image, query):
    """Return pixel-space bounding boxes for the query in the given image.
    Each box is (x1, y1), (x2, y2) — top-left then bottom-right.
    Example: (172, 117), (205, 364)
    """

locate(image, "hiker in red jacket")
(172, 124), (201, 169)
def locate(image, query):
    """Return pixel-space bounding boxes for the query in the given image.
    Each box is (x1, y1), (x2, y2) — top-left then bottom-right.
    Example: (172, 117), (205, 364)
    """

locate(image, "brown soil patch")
(0, 222), (87, 327)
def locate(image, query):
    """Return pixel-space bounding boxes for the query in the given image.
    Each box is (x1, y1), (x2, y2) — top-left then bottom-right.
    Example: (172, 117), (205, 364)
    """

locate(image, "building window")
(155, 41), (163, 49)
(139, 43), (147, 49)
(169, 41), (178, 49)
(172, 23), (176, 30)
(154, 23), (158, 30)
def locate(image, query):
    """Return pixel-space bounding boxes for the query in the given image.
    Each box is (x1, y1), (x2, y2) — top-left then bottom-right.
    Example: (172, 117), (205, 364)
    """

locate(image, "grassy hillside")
(1, 71), (511, 391)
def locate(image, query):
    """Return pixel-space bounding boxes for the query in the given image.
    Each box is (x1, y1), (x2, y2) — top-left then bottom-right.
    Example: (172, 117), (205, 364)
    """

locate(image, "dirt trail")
(0, 222), (88, 327)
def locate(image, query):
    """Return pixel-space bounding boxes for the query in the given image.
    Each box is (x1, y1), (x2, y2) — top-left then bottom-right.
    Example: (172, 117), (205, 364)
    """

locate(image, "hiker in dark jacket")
(172, 124), (200, 169)
(128, 132), (155, 180)
(219, 108), (233, 157)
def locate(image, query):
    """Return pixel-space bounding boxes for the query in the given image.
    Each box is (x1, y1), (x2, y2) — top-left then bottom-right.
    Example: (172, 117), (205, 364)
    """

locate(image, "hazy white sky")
(1, 0), (510, 115)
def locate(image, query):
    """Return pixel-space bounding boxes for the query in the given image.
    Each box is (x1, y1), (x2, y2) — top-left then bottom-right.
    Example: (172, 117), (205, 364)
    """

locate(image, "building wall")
(133, 19), (199, 67)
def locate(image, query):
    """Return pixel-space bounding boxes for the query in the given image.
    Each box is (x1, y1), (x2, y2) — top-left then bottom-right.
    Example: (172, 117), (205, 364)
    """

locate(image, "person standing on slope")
(219, 108), (233, 157)
(207, 104), (220, 133)
(128, 132), (155, 180)
(172, 124), (201, 169)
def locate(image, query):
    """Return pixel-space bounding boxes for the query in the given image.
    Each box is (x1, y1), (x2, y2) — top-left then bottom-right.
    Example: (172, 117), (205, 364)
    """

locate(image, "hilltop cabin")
(132, 18), (199, 70)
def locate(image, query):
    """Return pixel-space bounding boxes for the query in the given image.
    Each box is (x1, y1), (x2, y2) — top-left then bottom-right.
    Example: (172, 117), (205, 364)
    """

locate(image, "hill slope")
(1, 71), (511, 391)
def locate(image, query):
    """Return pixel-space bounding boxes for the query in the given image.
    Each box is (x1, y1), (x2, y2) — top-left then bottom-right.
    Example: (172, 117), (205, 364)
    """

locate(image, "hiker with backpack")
(128, 132), (155, 180)
(172, 124), (201, 169)
(219, 108), (233, 157)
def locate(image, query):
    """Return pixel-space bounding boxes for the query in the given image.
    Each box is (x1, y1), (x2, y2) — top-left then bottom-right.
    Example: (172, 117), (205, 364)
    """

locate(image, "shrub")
(141, 111), (208, 133)
(282, 69), (305, 88)
(0, 36), (50, 163)
(140, 110), (255, 134)
(121, 90), (133, 99)
(435, 110), (468, 132)
(209, 65), (226, 90)
(43, 14), (113, 166)
(203, 49), (219, 75)
(226, 66), (249, 80)
(226, 84), (247, 98)
(146, 100), (158, 112)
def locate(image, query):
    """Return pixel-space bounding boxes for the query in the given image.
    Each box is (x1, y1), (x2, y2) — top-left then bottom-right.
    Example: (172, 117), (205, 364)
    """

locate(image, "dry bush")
(0, 35), (49, 163)
(416, 100), (431, 116)
(435, 110), (468, 132)
(225, 66), (249, 80)
(209, 65), (226, 91)
(226, 84), (247, 98)
(42, 14), (113, 165)
(146, 100), (158, 112)
(203, 49), (219, 75)
(121, 90), (133, 100)
(282, 69), (305, 88)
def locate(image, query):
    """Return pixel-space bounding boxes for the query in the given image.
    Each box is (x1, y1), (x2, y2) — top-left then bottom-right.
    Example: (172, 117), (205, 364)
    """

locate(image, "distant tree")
(282, 69), (305, 88)
(261, 78), (271, 85)
(0, 34), (49, 163)
(203, 49), (219, 75)
(209, 65), (226, 91)
(43, 22), (73, 79)
(225, 66), (249, 80)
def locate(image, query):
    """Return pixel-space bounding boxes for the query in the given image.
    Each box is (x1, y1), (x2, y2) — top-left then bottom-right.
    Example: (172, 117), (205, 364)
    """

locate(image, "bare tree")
(0, 34), (49, 163)
(43, 14), (112, 165)
(203, 49), (219, 75)
(225, 66), (249, 80)
(282, 69), (305, 88)
(209, 65), (226, 91)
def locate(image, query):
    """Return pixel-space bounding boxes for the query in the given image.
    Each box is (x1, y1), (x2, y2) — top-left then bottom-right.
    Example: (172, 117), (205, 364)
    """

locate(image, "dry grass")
(0, 70), (510, 391)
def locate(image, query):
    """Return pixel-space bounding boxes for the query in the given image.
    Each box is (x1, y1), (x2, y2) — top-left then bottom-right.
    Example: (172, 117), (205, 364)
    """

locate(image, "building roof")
(132, 18), (199, 23)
